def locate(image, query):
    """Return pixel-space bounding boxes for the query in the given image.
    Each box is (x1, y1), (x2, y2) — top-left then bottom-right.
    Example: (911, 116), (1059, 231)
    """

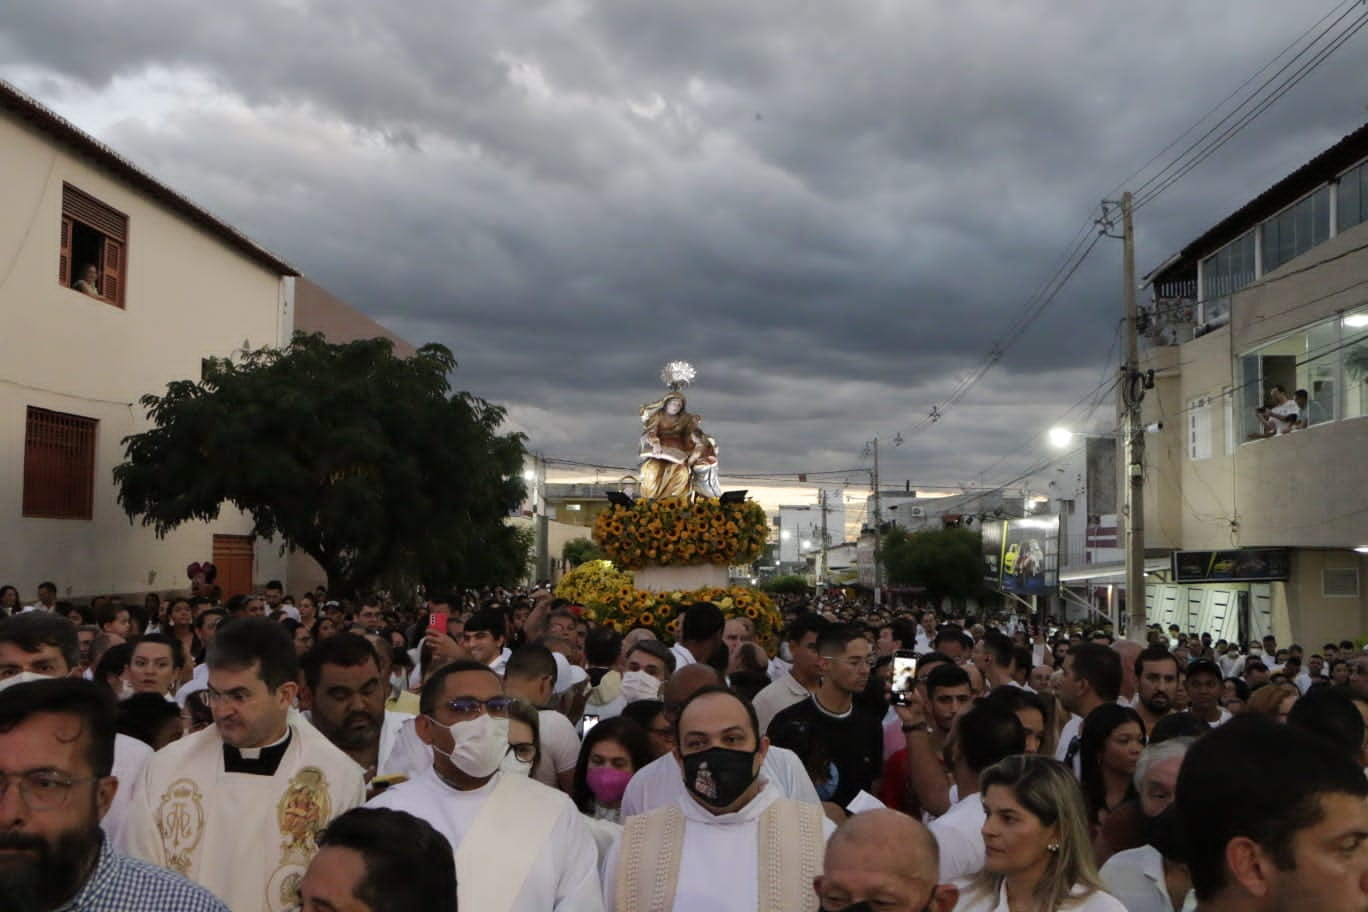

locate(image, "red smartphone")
(428, 612), (448, 635)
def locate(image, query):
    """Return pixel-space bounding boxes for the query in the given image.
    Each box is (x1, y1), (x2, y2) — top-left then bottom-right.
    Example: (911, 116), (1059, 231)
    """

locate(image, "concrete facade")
(1140, 131), (1368, 646)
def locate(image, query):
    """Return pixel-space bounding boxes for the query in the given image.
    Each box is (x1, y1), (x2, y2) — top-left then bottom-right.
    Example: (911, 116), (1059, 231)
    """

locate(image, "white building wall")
(0, 113), (290, 599)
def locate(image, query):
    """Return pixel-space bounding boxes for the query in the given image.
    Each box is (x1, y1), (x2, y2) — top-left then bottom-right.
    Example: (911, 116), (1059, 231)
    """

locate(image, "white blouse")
(952, 880), (1129, 912)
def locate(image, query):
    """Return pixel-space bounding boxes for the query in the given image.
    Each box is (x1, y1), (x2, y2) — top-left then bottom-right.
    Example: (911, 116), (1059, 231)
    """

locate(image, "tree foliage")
(760, 574), (811, 595)
(880, 526), (986, 607)
(115, 332), (527, 597)
(562, 537), (605, 567)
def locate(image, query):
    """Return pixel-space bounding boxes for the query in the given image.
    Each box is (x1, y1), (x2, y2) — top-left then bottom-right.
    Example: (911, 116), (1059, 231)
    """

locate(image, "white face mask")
(499, 750), (533, 777)
(0, 671), (51, 692)
(620, 669), (662, 704)
(428, 713), (509, 778)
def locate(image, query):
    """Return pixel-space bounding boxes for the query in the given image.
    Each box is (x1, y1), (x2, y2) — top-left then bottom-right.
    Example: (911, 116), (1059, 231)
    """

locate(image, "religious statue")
(638, 362), (722, 500)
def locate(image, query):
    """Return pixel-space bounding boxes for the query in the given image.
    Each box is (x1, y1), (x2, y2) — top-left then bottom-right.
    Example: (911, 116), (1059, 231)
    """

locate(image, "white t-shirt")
(753, 673), (811, 734)
(670, 642), (698, 669)
(1187, 706), (1232, 728)
(533, 709), (581, 787)
(928, 791), (987, 882)
(1056, 713), (1083, 776)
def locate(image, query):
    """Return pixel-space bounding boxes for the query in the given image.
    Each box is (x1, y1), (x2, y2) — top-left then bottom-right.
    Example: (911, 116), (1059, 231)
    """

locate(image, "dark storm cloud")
(2, 1), (1364, 486)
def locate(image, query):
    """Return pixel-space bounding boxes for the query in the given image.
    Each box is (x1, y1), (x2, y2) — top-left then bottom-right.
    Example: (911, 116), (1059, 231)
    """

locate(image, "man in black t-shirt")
(768, 624), (883, 809)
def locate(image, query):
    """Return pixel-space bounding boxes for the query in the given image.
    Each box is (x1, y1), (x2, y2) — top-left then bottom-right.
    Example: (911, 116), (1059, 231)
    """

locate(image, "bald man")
(1112, 639), (1142, 704)
(621, 664), (822, 815)
(815, 809), (960, 912)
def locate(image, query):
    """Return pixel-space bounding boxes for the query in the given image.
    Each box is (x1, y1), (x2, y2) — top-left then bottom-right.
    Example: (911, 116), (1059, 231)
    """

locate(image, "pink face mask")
(586, 767), (633, 805)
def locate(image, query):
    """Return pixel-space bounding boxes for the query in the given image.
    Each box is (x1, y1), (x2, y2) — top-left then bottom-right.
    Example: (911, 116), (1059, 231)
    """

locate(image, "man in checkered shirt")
(0, 677), (226, 911)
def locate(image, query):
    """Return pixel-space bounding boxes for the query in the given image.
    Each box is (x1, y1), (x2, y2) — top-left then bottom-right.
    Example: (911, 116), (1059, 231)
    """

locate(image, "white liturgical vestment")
(603, 780), (834, 912)
(124, 719), (366, 912)
(367, 764), (605, 912)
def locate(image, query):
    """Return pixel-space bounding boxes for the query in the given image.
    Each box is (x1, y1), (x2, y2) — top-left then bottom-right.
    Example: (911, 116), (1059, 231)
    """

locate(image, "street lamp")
(1047, 426), (1076, 450)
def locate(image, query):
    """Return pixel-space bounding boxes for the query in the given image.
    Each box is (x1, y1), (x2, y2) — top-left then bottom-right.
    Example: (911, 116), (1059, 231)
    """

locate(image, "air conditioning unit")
(908, 506), (925, 518)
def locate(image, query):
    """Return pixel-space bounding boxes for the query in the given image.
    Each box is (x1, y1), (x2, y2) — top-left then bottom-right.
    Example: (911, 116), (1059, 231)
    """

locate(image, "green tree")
(880, 526), (986, 609)
(760, 574), (810, 595)
(114, 333), (527, 597)
(562, 537), (604, 567)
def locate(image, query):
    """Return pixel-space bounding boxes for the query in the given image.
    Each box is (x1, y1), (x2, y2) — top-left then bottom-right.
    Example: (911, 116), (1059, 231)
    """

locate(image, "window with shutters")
(22, 407), (98, 520)
(58, 184), (128, 309)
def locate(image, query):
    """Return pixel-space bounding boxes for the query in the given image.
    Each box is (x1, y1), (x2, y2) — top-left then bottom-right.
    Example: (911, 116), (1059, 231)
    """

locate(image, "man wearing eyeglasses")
(0, 676), (228, 911)
(366, 659), (604, 912)
(768, 625), (884, 813)
(0, 613), (152, 854)
(124, 618), (365, 912)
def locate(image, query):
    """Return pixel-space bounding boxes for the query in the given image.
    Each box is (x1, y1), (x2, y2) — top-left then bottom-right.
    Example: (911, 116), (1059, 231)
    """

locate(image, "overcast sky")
(4, 2), (1366, 508)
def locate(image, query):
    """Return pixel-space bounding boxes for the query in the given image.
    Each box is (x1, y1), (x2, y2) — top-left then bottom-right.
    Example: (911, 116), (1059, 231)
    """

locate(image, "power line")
(1133, 2), (1368, 210)
(897, 0), (1368, 441)
(1103, 0), (1361, 202)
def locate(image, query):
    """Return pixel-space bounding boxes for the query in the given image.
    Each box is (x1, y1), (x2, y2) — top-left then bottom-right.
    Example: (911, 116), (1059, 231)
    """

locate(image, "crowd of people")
(1, 576), (1367, 912)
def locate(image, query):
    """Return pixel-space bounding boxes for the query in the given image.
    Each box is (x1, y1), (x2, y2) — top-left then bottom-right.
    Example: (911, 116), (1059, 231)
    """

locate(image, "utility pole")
(1121, 192), (1147, 641)
(872, 439), (882, 606)
(819, 488), (830, 592)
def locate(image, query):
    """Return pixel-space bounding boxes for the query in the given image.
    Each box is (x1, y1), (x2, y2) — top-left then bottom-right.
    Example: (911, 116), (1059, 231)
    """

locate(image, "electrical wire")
(1133, 3), (1368, 211)
(1103, 0), (1362, 202)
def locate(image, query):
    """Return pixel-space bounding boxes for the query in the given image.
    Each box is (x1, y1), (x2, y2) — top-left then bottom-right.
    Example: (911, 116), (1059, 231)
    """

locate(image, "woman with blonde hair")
(956, 754), (1125, 912)
(1246, 680), (1299, 721)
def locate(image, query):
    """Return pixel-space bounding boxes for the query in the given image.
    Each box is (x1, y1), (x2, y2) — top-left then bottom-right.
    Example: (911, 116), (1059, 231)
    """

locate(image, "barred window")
(23, 407), (97, 520)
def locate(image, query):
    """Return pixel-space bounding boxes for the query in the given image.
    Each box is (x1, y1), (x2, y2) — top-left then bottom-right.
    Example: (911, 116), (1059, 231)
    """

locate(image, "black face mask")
(825, 900), (934, 912)
(681, 746), (759, 808)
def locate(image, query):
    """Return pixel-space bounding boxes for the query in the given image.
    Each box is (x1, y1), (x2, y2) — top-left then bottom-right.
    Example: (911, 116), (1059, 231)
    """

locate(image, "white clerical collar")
(238, 727), (291, 761)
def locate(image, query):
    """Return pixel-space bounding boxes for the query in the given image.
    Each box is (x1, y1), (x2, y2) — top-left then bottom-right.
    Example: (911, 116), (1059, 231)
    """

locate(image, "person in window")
(1253, 385), (1298, 436)
(72, 263), (101, 297)
(1293, 388), (1327, 428)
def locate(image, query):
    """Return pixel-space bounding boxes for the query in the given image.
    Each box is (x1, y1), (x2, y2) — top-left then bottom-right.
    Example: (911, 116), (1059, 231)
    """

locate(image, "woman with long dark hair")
(1078, 704), (1145, 829)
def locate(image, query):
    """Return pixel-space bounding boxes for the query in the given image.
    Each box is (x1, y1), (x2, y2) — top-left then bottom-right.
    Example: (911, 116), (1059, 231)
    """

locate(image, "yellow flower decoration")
(592, 497), (768, 570)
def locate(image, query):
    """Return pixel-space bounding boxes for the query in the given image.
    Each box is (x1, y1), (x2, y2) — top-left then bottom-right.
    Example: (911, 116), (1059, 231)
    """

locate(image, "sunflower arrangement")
(554, 561), (781, 644)
(554, 560), (635, 608)
(592, 495), (769, 570)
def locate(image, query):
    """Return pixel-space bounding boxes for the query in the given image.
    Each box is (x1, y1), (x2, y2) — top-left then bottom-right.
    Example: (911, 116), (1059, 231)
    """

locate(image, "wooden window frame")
(59, 183), (128, 310)
(22, 406), (98, 520)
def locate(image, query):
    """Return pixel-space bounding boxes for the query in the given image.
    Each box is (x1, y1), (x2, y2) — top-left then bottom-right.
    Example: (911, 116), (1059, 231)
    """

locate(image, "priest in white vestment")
(125, 618), (366, 912)
(367, 659), (604, 912)
(603, 687), (833, 912)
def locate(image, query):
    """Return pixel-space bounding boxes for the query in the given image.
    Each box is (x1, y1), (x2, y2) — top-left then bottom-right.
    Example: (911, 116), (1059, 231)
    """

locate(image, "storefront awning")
(1059, 558), (1171, 584)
